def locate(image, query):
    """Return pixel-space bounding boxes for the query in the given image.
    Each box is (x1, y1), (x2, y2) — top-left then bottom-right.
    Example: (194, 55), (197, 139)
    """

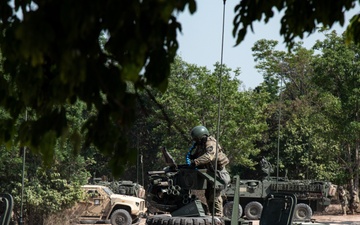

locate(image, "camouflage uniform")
(338, 187), (349, 215)
(349, 190), (359, 214)
(190, 136), (230, 217)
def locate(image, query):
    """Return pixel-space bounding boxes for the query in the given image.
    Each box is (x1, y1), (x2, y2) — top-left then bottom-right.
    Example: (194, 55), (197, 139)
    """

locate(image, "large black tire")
(293, 203), (312, 220)
(244, 201), (263, 220)
(110, 209), (132, 225)
(146, 215), (223, 225)
(223, 201), (243, 219)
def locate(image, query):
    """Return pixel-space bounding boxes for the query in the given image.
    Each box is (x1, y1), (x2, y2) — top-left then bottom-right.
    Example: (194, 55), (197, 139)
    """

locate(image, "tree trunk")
(355, 138), (359, 191)
(347, 144), (354, 188)
(355, 108), (360, 191)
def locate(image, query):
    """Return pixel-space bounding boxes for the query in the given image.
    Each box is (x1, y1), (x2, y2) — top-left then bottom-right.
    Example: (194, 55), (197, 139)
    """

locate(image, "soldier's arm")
(194, 140), (216, 166)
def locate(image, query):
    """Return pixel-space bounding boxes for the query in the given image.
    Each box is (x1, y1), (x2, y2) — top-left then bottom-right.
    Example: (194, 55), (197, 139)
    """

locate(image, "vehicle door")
(82, 188), (108, 218)
(260, 193), (297, 225)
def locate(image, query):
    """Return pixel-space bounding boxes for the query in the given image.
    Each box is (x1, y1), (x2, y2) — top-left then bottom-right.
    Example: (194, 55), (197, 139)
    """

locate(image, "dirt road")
(311, 214), (360, 224)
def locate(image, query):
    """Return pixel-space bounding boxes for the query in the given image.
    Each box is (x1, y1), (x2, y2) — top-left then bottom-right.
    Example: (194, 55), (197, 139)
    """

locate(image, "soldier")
(338, 186), (349, 215)
(349, 189), (359, 214)
(186, 125), (230, 217)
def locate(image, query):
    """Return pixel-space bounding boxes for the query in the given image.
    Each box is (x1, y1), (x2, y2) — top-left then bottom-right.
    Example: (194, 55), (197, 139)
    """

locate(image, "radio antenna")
(213, 0), (227, 223)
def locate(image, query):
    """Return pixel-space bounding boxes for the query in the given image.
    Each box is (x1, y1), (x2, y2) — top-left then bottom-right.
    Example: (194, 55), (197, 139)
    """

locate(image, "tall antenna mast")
(19, 110), (27, 225)
(276, 75), (283, 191)
(212, 0), (226, 223)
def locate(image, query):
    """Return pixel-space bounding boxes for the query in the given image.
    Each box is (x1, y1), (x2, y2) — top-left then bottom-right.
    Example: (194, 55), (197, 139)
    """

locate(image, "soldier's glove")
(186, 152), (194, 165)
(185, 143), (196, 165)
(188, 159), (196, 167)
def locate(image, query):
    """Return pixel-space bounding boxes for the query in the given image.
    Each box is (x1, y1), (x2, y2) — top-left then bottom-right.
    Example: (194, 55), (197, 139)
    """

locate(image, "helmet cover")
(190, 126), (209, 140)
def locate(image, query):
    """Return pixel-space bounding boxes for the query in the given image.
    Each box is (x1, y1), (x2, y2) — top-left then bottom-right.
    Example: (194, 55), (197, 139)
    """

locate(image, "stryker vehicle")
(223, 158), (337, 220)
(75, 185), (146, 225)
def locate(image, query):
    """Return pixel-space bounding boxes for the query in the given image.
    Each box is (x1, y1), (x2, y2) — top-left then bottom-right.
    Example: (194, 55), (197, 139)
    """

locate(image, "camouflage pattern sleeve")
(194, 137), (217, 166)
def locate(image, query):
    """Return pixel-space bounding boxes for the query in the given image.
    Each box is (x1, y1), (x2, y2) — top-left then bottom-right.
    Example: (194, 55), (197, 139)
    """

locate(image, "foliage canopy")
(0, 0), (195, 175)
(1, 0), (360, 175)
(233, 0), (357, 49)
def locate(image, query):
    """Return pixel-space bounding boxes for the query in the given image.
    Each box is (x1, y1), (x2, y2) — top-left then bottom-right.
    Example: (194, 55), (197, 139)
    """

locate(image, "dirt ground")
(310, 204), (360, 224)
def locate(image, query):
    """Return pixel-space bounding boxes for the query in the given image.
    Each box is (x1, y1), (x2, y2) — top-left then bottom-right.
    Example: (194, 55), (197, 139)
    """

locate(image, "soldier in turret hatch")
(260, 157), (274, 177)
(185, 125), (230, 217)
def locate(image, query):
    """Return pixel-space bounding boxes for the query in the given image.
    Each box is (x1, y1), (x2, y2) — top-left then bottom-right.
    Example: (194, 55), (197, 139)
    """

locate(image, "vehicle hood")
(110, 194), (144, 202)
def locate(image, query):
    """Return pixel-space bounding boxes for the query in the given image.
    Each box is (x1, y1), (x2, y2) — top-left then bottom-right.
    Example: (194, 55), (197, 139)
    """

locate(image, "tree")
(252, 39), (341, 180)
(312, 31), (360, 189)
(0, 0), (195, 175)
(146, 57), (269, 172)
(233, 0), (357, 49)
(1, 0), (360, 175)
(0, 103), (90, 225)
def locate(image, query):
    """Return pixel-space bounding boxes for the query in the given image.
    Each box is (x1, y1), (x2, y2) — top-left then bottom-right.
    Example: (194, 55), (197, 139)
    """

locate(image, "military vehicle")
(223, 158), (337, 220)
(75, 185), (146, 225)
(146, 147), (226, 215)
(91, 177), (146, 199)
(146, 148), (326, 225)
(147, 172), (298, 225)
(116, 180), (146, 199)
(146, 148), (253, 225)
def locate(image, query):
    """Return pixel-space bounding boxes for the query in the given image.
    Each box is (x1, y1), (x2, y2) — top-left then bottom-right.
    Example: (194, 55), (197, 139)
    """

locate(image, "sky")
(176, 1), (360, 89)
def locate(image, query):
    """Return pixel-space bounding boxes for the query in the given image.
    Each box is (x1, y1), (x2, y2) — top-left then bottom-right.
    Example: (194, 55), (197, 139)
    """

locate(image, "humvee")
(75, 185), (146, 225)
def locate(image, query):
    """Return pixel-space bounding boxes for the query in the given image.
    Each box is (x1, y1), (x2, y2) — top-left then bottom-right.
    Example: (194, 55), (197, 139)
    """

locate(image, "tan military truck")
(75, 185), (146, 225)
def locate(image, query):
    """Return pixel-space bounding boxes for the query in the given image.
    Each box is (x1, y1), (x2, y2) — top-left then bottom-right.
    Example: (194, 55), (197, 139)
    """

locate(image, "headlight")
(136, 202), (139, 207)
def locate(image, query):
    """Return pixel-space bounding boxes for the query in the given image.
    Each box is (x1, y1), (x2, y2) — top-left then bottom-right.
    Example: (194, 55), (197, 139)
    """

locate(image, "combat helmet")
(190, 126), (209, 141)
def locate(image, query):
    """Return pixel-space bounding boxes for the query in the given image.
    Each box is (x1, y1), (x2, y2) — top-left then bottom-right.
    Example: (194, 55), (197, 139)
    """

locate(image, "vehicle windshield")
(102, 187), (114, 196)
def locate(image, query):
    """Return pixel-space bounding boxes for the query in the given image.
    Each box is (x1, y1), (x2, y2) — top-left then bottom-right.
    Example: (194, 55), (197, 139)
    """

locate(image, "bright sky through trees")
(177, 1), (360, 89)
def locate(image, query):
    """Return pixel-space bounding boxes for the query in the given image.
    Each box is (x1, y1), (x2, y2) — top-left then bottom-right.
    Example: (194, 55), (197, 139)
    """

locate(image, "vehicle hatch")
(260, 193), (296, 225)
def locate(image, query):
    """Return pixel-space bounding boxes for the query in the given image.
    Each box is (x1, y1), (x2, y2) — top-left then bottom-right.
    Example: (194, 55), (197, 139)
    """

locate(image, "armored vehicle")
(146, 147), (225, 215)
(75, 185), (146, 225)
(91, 178), (146, 199)
(224, 177), (337, 220)
(223, 159), (337, 220)
(145, 148), (326, 225)
(146, 148), (252, 225)
(117, 180), (146, 199)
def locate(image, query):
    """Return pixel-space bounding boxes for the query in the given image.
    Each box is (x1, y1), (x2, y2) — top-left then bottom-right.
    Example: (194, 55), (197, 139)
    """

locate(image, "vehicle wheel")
(146, 215), (222, 225)
(110, 209), (132, 225)
(223, 201), (243, 219)
(293, 203), (312, 220)
(244, 201), (263, 220)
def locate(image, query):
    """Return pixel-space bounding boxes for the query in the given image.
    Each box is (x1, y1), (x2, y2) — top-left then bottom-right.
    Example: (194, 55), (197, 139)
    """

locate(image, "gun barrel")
(148, 171), (165, 175)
